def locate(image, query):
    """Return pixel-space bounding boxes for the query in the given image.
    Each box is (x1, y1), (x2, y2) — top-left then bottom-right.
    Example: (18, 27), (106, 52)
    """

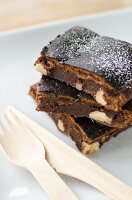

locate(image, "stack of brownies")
(29, 26), (132, 154)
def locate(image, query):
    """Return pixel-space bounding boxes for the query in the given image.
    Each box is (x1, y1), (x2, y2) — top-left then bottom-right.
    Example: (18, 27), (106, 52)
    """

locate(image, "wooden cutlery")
(0, 112), (78, 200)
(0, 106), (132, 200)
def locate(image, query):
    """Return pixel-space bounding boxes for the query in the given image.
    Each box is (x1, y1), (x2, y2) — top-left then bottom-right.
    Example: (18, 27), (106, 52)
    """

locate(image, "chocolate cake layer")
(29, 83), (120, 154)
(35, 26), (132, 111)
(33, 76), (132, 128)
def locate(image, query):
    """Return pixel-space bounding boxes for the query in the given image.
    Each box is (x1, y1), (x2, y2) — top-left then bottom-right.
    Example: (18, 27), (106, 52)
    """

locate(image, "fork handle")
(29, 159), (78, 200)
(55, 155), (132, 200)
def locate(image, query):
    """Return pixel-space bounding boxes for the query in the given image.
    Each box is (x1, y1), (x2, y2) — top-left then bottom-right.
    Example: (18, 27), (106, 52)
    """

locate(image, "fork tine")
(7, 106), (23, 124)
(5, 109), (28, 136)
(3, 113), (15, 132)
(5, 109), (20, 125)
(7, 106), (35, 132)
(4, 112), (13, 125)
(0, 121), (8, 137)
(4, 112), (22, 136)
(7, 106), (29, 128)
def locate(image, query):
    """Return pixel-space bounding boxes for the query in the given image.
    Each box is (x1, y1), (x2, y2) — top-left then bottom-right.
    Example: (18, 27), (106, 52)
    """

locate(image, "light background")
(0, 0), (132, 31)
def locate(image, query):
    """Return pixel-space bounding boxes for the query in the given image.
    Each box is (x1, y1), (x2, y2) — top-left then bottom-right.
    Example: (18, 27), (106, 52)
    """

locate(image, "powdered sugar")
(43, 26), (132, 90)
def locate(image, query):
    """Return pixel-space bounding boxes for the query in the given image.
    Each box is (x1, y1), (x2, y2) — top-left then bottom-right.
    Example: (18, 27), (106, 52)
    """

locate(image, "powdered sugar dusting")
(43, 26), (132, 90)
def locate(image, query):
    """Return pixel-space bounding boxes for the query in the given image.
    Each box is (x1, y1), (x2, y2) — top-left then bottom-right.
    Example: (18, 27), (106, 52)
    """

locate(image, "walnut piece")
(95, 90), (107, 106)
(81, 141), (100, 154)
(57, 119), (65, 132)
(75, 83), (83, 90)
(35, 63), (48, 75)
(89, 111), (112, 124)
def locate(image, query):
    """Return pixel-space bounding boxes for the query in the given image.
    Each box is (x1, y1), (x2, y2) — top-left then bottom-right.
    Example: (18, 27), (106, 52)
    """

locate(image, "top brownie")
(35, 26), (132, 111)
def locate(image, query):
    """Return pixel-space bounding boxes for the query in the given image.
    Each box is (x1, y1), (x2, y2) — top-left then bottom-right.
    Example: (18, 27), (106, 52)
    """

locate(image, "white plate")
(0, 8), (132, 200)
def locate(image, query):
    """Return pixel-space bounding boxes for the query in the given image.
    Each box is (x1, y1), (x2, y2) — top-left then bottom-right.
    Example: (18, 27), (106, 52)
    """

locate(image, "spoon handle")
(29, 159), (78, 200)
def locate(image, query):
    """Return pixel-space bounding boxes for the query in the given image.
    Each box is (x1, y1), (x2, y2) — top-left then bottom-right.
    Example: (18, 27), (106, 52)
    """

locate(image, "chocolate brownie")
(29, 83), (121, 154)
(35, 26), (132, 111)
(31, 76), (132, 128)
(50, 112), (121, 154)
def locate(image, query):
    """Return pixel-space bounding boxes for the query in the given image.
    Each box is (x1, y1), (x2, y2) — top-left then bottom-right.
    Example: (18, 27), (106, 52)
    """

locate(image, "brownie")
(35, 26), (132, 111)
(50, 112), (120, 154)
(29, 83), (121, 154)
(31, 76), (132, 128)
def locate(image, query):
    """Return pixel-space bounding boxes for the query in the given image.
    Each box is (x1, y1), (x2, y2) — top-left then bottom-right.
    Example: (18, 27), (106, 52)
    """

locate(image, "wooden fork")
(7, 106), (132, 200)
(0, 114), (78, 200)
